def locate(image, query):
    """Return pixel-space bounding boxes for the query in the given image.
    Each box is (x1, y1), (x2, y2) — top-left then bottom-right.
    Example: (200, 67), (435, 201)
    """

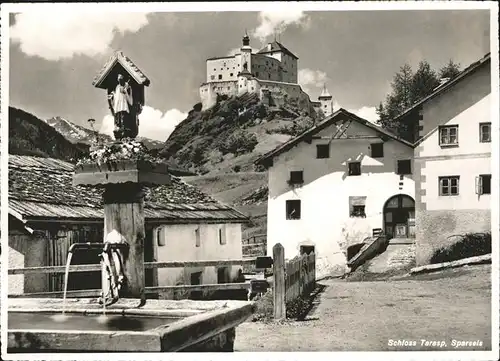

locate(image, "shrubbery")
(430, 232), (491, 264)
(217, 130), (258, 156)
(272, 117), (315, 136)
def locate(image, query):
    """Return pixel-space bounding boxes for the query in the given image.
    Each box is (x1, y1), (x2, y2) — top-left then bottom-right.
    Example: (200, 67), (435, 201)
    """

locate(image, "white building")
(256, 109), (415, 278)
(7, 155), (247, 298)
(199, 33), (329, 113)
(396, 53), (492, 265)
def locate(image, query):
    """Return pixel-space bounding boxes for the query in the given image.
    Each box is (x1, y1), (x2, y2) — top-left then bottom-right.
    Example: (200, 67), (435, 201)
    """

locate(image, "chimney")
(267, 43), (272, 51)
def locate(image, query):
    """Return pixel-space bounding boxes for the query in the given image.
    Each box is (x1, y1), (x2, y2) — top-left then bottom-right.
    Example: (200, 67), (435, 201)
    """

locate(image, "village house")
(255, 109), (415, 278)
(395, 52), (492, 266)
(7, 155), (248, 298)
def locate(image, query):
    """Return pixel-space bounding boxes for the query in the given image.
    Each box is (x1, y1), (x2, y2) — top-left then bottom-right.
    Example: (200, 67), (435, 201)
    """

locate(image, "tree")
(376, 58), (461, 138)
(439, 59), (461, 80)
(412, 61), (439, 103)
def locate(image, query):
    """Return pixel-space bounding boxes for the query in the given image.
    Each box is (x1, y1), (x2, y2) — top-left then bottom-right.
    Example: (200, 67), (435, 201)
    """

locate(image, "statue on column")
(107, 73), (141, 140)
(93, 51), (150, 141)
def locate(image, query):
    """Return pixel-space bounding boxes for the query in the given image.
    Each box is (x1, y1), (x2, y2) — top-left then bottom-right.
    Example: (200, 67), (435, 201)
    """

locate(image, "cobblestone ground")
(235, 264), (491, 352)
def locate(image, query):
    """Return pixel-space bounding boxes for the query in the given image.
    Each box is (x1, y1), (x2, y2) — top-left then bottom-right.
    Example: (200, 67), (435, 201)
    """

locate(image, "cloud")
(298, 68), (329, 94)
(349, 106), (379, 125)
(253, 11), (310, 42)
(10, 12), (149, 60)
(100, 106), (187, 141)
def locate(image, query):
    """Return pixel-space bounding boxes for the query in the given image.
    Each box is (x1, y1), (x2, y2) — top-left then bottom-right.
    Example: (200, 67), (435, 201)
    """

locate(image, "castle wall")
(200, 80), (239, 110)
(259, 80), (308, 108)
(251, 54), (283, 82)
(206, 55), (241, 83)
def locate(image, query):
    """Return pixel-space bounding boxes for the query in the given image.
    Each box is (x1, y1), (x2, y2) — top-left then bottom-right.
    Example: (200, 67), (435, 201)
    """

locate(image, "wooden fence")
(272, 243), (316, 320)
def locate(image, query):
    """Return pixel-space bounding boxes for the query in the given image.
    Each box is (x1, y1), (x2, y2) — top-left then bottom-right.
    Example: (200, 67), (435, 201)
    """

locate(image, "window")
(439, 125), (458, 146)
(439, 176), (460, 196)
(218, 225), (227, 245)
(371, 143), (384, 158)
(217, 267), (229, 284)
(256, 72), (259, 77)
(316, 144), (330, 159)
(286, 200), (301, 220)
(190, 271), (203, 300)
(348, 162), (361, 176)
(218, 74), (222, 80)
(210, 75), (215, 80)
(351, 205), (366, 218)
(397, 160), (412, 175)
(157, 227), (165, 247)
(195, 227), (201, 247)
(289, 171), (304, 185)
(349, 196), (367, 218)
(479, 123), (491, 143)
(230, 73), (233, 77)
(476, 174), (491, 195)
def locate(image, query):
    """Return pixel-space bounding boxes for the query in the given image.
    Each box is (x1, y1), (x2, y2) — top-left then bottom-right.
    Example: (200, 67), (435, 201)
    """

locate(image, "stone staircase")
(366, 238), (416, 273)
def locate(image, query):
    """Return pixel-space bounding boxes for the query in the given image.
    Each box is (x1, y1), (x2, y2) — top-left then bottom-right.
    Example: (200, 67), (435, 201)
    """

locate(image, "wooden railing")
(272, 243), (316, 320)
(9, 244), (316, 320)
(8, 259), (258, 298)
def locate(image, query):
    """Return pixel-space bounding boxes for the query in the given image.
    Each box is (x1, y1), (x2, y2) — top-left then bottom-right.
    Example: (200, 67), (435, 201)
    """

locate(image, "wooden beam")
(8, 282), (251, 298)
(272, 243), (285, 320)
(8, 258), (258, 275)
(103, 184), (146, 302)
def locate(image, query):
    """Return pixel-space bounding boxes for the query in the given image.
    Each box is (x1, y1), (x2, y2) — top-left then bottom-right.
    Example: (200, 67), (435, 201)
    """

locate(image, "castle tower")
(318, 84), (334, 117)
(240, 31), (252, 76)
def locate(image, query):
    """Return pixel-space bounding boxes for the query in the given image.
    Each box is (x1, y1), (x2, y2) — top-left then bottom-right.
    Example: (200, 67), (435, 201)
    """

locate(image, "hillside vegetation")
(9, 107), (89, 161)
(160, 93), (321, 175)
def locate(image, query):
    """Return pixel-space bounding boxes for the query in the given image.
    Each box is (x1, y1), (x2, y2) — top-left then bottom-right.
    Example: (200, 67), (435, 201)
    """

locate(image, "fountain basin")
(8, 297), (255, 353)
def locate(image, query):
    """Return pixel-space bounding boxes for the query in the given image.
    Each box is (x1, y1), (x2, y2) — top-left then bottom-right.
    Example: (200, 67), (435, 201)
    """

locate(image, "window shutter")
(475, 176), (483, 195)
(157, 227), (165, 247)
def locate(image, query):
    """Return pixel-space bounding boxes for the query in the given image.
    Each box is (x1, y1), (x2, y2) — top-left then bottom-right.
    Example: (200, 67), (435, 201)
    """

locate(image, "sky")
(7, 5), (491, 141)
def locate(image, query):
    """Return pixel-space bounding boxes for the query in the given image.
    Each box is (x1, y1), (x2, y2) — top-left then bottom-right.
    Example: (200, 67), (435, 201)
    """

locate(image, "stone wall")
(415, 209), (491, 265)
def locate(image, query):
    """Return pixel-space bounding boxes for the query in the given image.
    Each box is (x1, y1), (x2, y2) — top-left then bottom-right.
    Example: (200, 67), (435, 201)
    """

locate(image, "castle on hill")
(199, 32), (335, 117)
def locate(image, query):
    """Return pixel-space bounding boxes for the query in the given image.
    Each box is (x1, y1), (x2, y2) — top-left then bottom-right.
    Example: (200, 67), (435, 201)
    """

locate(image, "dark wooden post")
(103, 183), (146, 302)
(272, 243), (285, 320)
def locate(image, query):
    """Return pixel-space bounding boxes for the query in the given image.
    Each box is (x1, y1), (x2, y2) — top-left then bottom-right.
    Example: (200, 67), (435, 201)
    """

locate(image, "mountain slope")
(161, 93), (319, 175)
(9, 107), (89, 161)
(46, 116), (165, 150)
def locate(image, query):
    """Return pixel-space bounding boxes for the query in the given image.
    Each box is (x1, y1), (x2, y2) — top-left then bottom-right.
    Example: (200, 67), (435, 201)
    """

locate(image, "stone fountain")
(7, 51), (255, 353)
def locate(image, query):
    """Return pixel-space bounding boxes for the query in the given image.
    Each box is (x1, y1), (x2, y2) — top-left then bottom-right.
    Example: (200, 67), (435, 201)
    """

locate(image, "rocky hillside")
(9, 107), (89, 161)
(160, 93), (321, 175)
(46, 116), (164, 150)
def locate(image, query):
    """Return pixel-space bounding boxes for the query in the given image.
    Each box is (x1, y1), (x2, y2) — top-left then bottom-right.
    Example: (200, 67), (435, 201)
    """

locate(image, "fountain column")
(73, 51), (168, 304)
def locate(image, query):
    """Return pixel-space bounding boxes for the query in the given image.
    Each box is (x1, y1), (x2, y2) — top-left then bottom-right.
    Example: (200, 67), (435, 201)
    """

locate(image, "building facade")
(398, 53), (492, 266)
(256, 109), (415, 278)
(7, 155), (248, 297)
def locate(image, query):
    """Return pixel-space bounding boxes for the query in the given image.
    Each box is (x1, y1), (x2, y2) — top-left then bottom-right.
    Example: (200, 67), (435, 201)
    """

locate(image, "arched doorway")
(383, 194), (415, 240)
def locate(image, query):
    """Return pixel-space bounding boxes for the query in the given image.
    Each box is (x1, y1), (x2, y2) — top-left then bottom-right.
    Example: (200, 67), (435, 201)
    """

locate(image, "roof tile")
(7, 155), (247, 223)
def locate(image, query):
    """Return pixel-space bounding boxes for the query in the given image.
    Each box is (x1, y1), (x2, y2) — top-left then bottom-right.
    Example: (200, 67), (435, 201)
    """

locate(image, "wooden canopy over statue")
(93, 51), (150, 140)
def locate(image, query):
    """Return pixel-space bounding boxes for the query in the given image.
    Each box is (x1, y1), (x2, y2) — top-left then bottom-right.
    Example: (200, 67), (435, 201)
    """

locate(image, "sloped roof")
(257, 41), (299, 60)
(92, 51), (150, 89)
(318, 86), (332, 99)
(255, 108), (413, 167)
(8, 155), (247, 224)
(395, 52), (491, 123)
